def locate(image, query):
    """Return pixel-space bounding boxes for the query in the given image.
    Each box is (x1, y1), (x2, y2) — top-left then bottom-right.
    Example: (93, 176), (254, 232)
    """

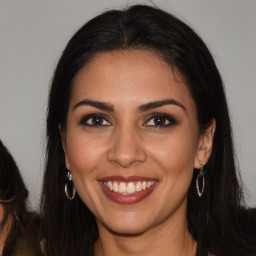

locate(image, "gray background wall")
(0, 0), (255, 209)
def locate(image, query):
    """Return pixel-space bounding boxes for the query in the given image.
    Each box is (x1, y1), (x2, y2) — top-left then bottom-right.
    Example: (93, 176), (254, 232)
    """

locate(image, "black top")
(196, 208), (256, 256)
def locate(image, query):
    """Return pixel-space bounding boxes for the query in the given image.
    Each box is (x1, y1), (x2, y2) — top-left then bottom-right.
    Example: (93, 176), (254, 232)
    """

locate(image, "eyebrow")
(72, 98), (186, 112)
(72, 99), (114, 112)
(139, 99), (186, 112)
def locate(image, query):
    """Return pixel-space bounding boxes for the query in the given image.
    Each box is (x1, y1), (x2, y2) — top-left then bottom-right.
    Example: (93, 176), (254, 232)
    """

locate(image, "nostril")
(108, 153), (145, 168)
(107, 144), (147, 168)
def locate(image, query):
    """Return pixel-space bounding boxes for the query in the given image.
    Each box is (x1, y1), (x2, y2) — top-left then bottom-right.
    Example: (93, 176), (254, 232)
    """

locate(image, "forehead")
(70, 50), (195, 112)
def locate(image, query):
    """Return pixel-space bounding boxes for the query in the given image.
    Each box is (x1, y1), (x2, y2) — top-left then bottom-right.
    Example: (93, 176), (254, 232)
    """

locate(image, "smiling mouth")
(103, 181), (156, 195)
(99, 176), (158, 204)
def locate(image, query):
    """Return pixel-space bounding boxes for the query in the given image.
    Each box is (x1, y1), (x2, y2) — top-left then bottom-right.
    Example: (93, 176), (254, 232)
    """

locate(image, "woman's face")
(62, 50), (213, 235)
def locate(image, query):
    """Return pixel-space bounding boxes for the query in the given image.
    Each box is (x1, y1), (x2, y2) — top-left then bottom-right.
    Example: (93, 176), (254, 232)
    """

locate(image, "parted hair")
(41, 5), (255, 256)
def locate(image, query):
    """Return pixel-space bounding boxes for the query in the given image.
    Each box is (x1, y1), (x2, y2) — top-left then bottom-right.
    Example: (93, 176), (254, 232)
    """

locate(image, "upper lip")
(99, 175), (158, 182)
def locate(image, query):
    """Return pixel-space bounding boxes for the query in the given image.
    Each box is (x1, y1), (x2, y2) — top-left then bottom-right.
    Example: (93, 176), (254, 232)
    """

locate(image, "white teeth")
(103, 180), (155, 195)
(147, 181), (154, 188)
(119, 182), (126, 193)
(127, 182), (136, 194)
(136, 181), (142, 192)
(107, 181), (113, 190)
(142, 181), (147, 190)
(113, 182), (118, 192)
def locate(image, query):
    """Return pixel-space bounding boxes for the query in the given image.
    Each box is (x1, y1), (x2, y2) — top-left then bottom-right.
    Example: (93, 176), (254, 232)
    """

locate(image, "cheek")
(66, 132), (107, 175)
(65, 132), (108, 211)
(146, 130), (198, 212)
(147, 129), (198, 178)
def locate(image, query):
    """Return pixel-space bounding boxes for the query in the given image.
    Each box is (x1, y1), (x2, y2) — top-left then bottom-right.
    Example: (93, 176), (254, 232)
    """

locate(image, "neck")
(94, 203), (197, 256)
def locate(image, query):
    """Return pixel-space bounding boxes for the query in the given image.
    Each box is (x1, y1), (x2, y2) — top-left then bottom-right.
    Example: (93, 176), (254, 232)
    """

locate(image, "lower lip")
(99, 182), (158, 204)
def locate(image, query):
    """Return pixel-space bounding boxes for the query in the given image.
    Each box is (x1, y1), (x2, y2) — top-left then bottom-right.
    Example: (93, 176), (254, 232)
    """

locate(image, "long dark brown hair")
(0, 140), (41, 255)
(41, 4), (256, 256)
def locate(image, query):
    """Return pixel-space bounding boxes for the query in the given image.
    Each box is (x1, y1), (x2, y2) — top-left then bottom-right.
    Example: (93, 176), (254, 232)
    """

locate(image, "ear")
(194, 119), (216, 168)
(59, 124), (71, 170)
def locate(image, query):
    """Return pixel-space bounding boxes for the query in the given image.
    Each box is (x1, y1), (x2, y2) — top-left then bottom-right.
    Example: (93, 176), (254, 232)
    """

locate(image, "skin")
(0, 204), (12, 254)
(61, 50), (215, 256)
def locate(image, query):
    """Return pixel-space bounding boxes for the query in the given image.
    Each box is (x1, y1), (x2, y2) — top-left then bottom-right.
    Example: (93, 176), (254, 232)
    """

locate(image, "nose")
(107, 127), (147, 168)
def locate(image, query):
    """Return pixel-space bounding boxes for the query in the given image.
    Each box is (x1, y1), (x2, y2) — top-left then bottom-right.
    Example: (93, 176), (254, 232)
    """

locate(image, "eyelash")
(143, 113), (177, 128)
(78, 113), (177, 128)
(79, 113), (111, 127)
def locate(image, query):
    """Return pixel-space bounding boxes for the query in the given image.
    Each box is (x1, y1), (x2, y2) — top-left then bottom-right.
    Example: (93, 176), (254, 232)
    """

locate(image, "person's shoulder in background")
(12, 212), (43, 256)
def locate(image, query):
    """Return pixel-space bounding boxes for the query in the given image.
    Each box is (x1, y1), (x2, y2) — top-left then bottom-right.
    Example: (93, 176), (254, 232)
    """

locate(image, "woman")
(41, 4), (256, 256)
(0, 140), (41, 256)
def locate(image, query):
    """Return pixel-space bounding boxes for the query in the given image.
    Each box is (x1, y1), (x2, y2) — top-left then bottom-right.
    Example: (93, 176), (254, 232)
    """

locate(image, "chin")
(108, 223), (150, 236)
(99, 212), (154, 236)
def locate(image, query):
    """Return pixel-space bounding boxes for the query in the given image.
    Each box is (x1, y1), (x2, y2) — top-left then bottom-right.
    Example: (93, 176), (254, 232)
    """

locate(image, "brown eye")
(91, 116), (104, 126)
(144, 113), (177, 128)
(153, 116), (168, 126)
(79, 114), (111, 127)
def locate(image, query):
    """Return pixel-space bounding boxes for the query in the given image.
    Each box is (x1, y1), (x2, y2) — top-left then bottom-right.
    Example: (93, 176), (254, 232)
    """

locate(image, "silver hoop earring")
(65, 171), (76, 200)
(196, 162), (205, 197)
